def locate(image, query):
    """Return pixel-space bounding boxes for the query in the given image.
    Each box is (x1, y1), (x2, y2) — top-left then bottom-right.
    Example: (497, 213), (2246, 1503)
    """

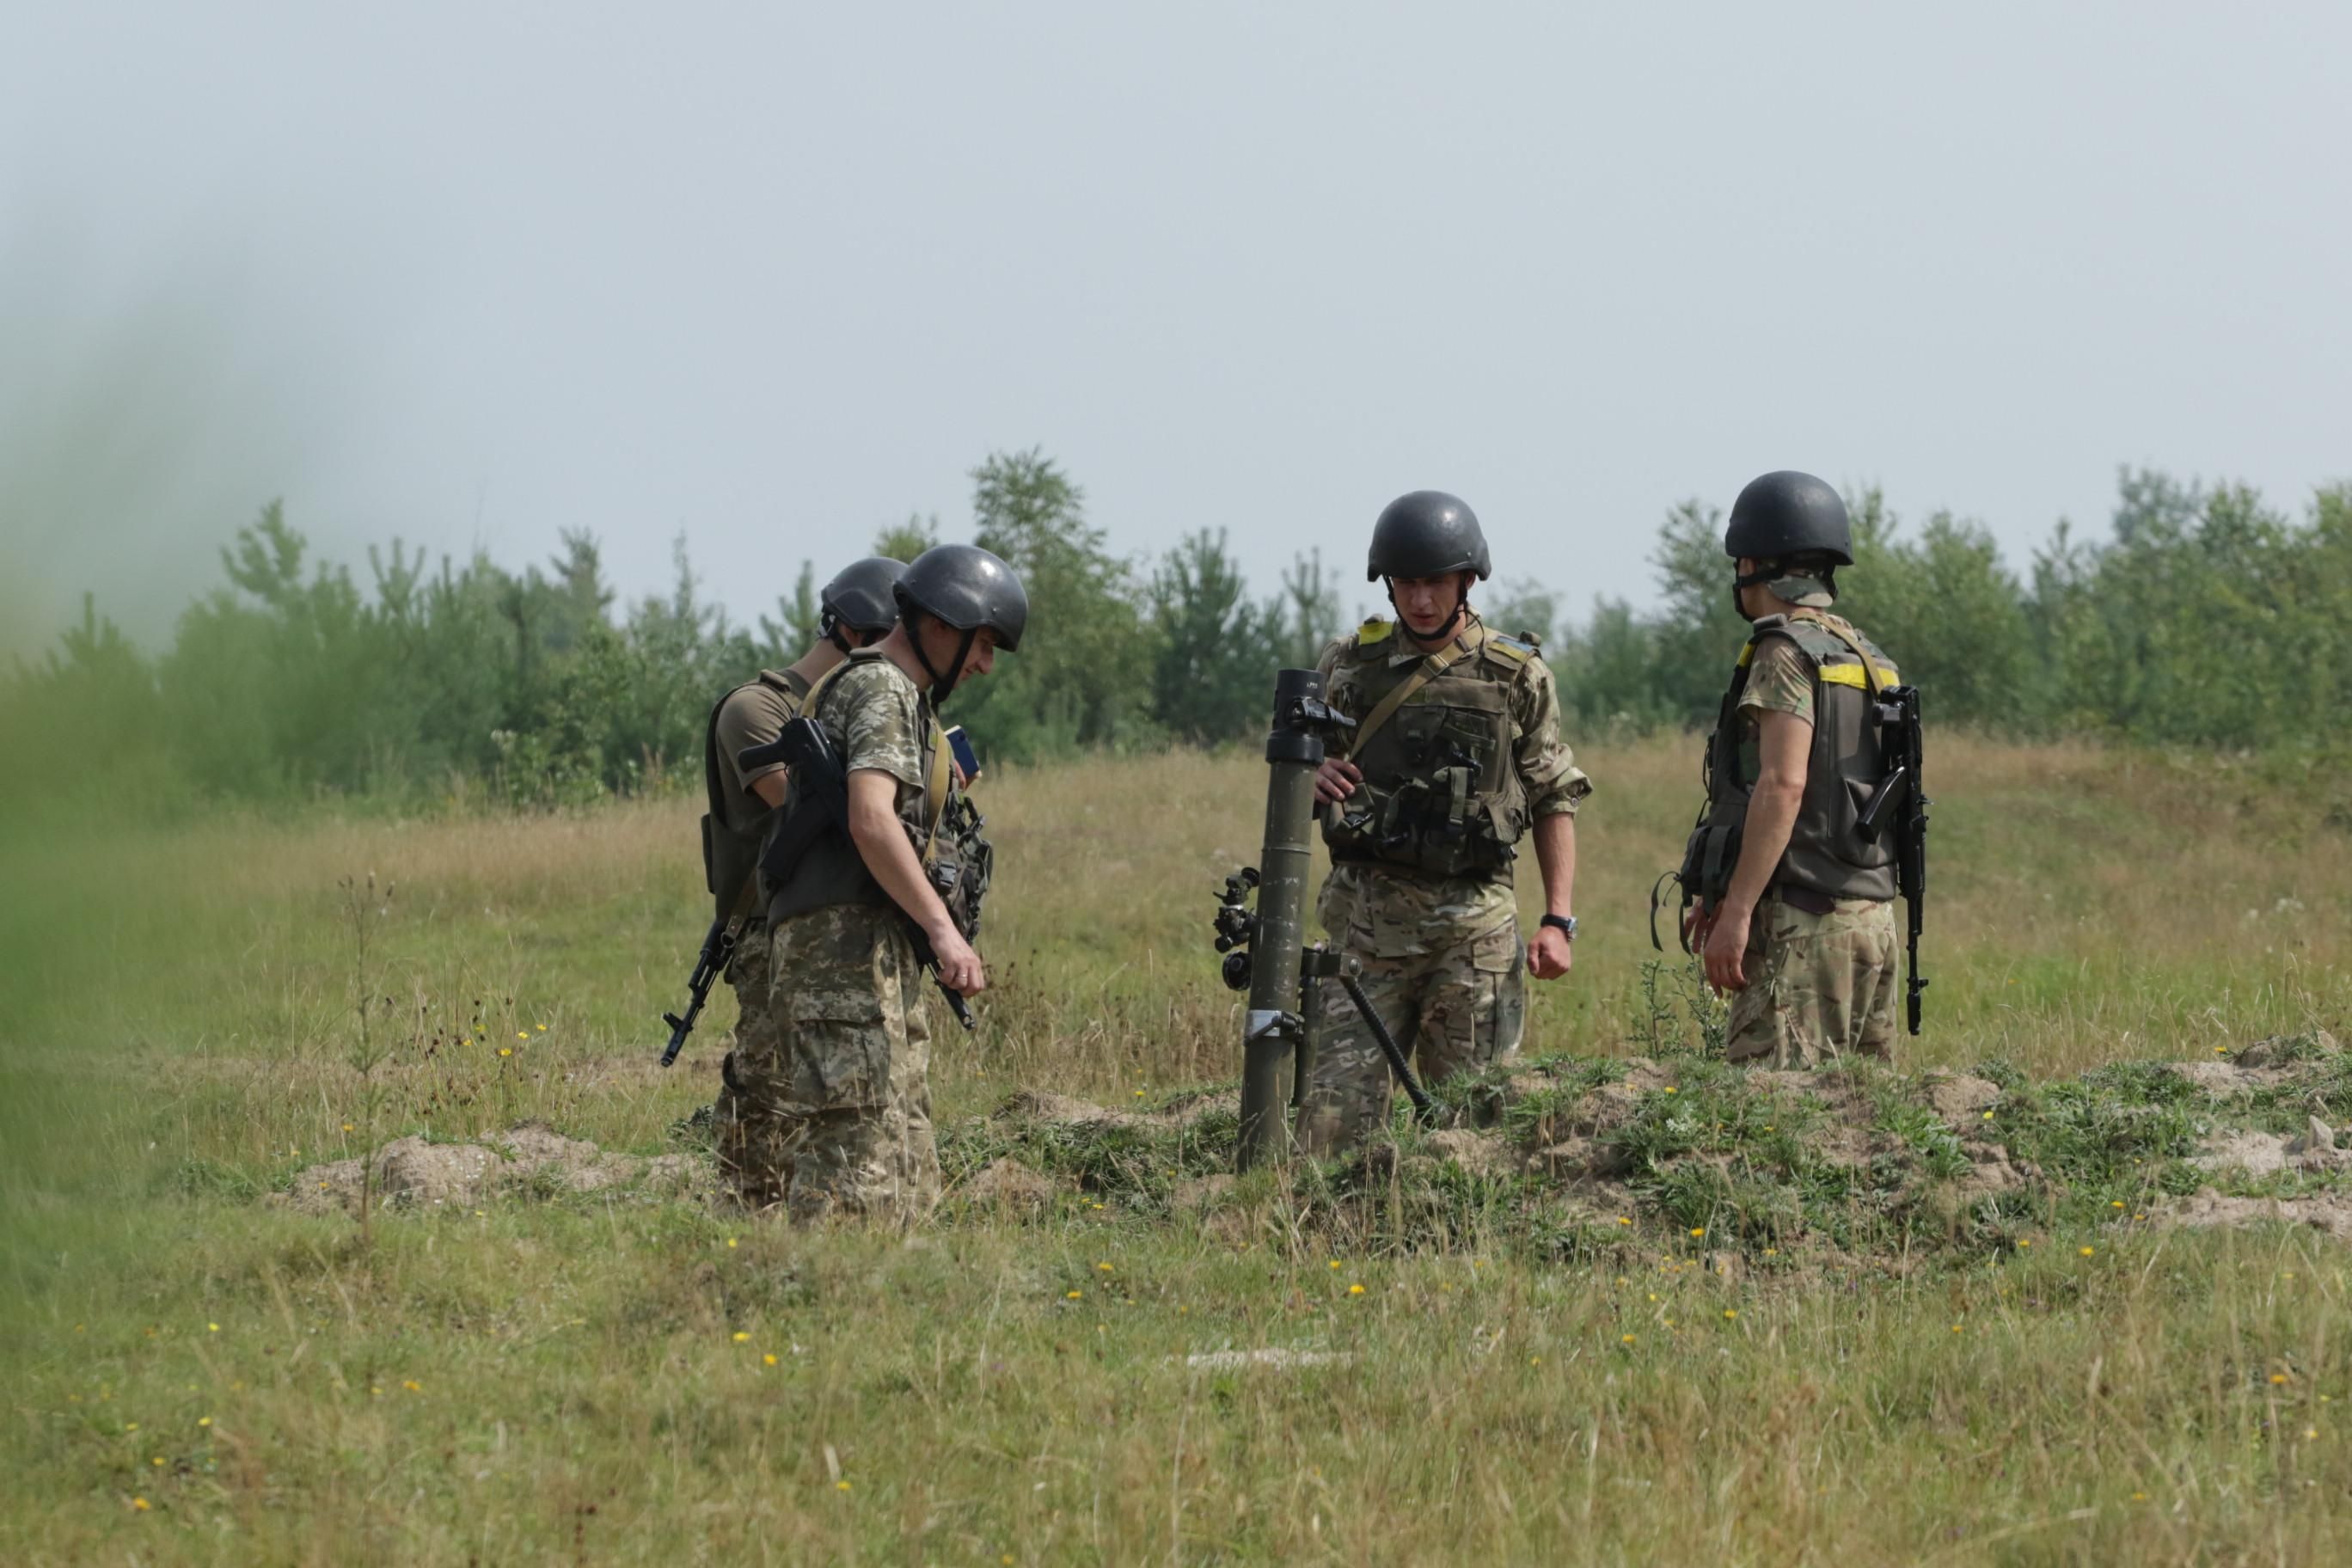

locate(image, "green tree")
(1147, 530), (1283, 744)
(873, 513), (939, 563)
(956, 448), (1149, 757)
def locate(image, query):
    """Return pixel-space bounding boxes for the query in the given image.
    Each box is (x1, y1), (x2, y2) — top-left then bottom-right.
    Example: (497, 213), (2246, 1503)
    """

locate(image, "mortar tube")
(1238, 669), (1326, 1172)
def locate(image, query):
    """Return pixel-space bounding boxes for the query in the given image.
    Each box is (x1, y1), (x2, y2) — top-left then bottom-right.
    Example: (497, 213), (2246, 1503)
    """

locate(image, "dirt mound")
(994, 1087), (1230, 1132)
(272, 1124), (707, 1217)
(959, 1157), (1061, 1214)
(2161, 1186), (2352, 1240)
(942, 1038), (2352, 1260)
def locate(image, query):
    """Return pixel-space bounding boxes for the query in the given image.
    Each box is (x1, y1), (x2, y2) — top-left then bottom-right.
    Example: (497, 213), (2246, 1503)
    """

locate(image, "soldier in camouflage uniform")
(1297, 492), (1591, 1155)
(1681, 471), (1904, 1066)
(744, 543), (1026, 1223)
(704, 558), (903, 1205)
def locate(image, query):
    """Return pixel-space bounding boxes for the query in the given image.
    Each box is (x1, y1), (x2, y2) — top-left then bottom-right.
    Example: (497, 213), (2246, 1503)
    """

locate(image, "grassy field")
(5, 733), (2352, 1565)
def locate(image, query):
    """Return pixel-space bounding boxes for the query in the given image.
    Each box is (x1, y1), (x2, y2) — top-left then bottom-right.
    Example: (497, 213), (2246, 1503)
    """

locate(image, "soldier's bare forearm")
(1532, 812), (1576, 916)
(845, 770), (959, 941)
(1722, 709), (1811, 916)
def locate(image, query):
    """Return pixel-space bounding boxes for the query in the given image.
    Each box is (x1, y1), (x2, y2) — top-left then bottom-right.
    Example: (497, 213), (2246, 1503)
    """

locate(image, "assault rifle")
(1858, 684), (1929, 1034)
(660, 907), (742, 1067)
(741, 717), (977, 1032)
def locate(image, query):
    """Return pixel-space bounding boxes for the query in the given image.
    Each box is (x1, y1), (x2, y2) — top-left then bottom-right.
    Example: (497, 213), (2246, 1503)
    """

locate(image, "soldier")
(745, 542), (1026, 1222)
(1297, 491), (1591, 1154)
(1682, 469), (1905, 1066)
(705, 557), (904, 1206)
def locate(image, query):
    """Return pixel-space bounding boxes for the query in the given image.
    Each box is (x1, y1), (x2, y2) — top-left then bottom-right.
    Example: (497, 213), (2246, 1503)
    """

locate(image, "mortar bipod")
(1215, 882), (1439, 1152)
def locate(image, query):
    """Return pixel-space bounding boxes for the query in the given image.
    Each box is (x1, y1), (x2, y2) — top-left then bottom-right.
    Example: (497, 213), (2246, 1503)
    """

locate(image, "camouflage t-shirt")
(1737, 638), (1816, 726)
(818, 656), (935, 831)
(1314, 613), (1592, 957)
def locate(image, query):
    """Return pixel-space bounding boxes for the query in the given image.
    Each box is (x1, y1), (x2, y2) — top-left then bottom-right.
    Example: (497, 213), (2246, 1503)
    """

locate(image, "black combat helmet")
(818, 557), (907, 646)
(893, 542), (1027, 707)
(1367, 491), (1491, 583)
(895, 543), (1027, 652)
(1723, 471), (1853, 567)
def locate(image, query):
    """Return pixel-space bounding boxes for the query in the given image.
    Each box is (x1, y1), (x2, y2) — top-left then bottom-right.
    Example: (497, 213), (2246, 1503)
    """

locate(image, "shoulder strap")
(1789, 610), (1889, 696)
(919, 717), (951, 869)
(1351, 633), (1478, 755)
(704, 679), (759, 820)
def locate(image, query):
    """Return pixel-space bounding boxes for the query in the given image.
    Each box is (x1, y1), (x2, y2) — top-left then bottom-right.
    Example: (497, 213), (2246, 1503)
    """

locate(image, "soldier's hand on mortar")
(1313, 757), (1362, 805)
(1528, 925), (1573, 981)
(1701, 907), (1750, 994)
(929, 924), (987, 997)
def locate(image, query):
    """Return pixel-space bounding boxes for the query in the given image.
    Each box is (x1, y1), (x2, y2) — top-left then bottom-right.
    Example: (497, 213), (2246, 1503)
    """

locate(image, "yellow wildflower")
(732, 1332), (750, 1343)
(1348, 1283), (1366, 1295)
(132, 1498), (150, 1511)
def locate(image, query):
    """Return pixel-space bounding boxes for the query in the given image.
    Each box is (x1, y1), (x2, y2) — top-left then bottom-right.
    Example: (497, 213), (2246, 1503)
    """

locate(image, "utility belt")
(1657, 818), (1850, 922)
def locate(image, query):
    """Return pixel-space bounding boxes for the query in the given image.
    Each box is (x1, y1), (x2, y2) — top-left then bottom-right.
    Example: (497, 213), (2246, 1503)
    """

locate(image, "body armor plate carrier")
(1320, 620), (1534, 879)
(1678, 612), (1901, 912)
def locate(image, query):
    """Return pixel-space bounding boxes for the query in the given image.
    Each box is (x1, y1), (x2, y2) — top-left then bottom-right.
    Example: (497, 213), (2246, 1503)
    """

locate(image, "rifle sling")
(1347, 634), (1477, 757)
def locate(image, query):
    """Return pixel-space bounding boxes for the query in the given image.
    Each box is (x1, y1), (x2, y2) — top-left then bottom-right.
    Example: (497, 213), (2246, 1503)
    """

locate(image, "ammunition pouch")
(1324, 733), (1522, 879)
(928, 794), (993, 942)
(1678, 819), (1743, 910)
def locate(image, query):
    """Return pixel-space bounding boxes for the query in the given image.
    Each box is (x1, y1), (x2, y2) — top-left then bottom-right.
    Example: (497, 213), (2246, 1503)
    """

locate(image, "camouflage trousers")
(1724, 891), (1899, 1069)
(1296, 922), (1527, 1155)
(713, 917), (778, 1208)
(726, 903), (941, 1225)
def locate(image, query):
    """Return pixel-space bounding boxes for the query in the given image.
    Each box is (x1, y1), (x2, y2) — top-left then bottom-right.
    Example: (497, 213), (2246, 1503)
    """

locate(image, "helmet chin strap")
(1730, 560), (1834, 620)
(1386, 576), (1471, 646)
(909, 614), (978, 710)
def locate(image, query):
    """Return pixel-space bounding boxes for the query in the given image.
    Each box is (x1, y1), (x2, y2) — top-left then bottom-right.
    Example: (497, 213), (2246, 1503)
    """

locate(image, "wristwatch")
(1540, 914), (1577, 940)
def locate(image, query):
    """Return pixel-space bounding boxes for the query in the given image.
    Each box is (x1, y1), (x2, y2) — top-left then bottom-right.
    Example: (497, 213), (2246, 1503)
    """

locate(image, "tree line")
(4, 451), (2348, 813)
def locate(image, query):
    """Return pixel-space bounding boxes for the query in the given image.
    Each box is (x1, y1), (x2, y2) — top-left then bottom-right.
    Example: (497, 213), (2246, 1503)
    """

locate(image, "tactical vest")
(701, 668), (807, 922)
(1320, 618), (1536, 879)
(1691, 612), (1900, 903)
(764, 650), (993, 939)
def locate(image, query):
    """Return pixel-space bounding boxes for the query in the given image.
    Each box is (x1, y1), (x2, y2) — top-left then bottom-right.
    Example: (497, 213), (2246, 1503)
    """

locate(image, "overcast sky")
(5, 1), (2348, 651)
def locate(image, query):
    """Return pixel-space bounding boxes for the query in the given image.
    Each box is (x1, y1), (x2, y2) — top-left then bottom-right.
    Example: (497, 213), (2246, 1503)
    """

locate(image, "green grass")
(7, 735), (2352, 1563)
